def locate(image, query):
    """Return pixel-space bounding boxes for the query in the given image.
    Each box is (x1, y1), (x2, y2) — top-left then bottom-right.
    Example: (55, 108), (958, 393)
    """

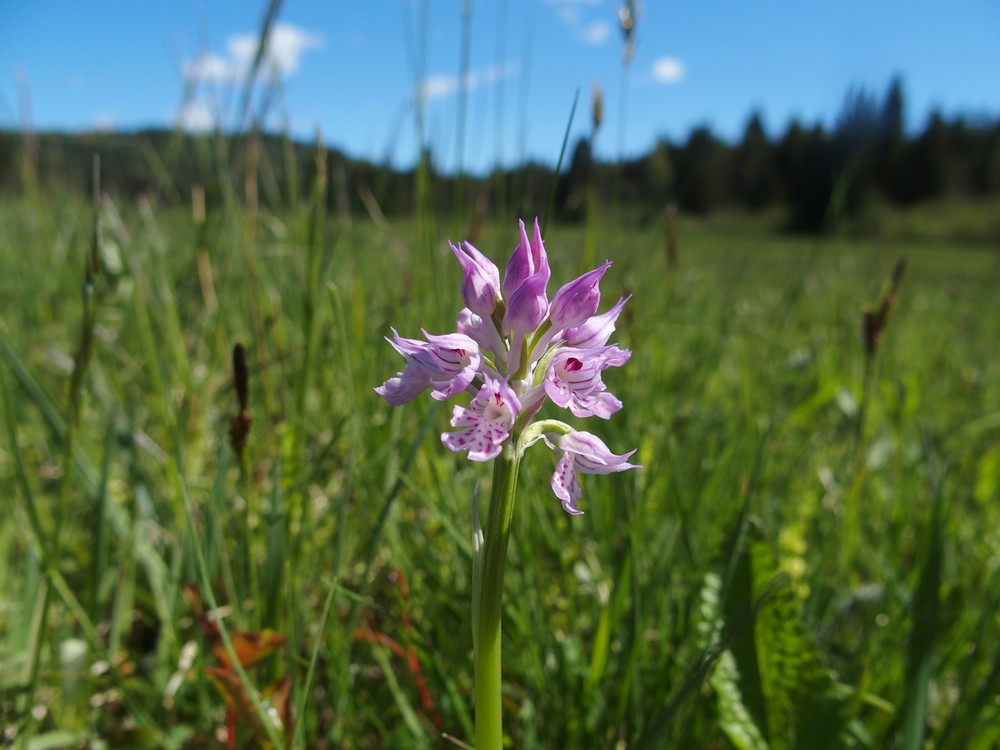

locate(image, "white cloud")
(543, 0), (611, 47)
(184, 22), (323, 84)
(474, 61), (518, 87)
(238, 23), (322, 77)
(176, 100), (215, 131)
(418, 61), (519, 102)
(184, 54), (236, 84)
(420, 75), (458, 100)
(652, 56), (686, 84)
(580, 21), (612, 45)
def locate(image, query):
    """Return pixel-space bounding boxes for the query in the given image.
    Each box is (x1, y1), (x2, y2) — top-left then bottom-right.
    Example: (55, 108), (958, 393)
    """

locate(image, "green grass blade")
(542, 88), (579, 234)
(897, 471), (945, 750)
(291, 578), (340, 750)
(90, 409), (118, 615)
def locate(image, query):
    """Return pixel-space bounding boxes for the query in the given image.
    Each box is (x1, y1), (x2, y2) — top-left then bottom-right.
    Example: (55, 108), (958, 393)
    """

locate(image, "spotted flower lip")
(441, 376), (521, 462)
(376, 217), (639, 513)
(545, 430), (640, 514)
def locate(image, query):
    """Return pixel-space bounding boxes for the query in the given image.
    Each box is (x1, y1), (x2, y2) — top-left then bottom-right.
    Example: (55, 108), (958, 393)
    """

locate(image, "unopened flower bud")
(451, 241), (501, 318)
(549, 261), (612, 331)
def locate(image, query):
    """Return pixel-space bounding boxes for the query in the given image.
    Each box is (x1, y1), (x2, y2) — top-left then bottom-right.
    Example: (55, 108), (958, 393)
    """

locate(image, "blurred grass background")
(2, 178), (999, 747)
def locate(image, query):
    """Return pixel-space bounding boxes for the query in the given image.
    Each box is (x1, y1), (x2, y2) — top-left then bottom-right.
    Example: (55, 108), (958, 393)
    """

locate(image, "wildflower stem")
(475, 442), (521, 750)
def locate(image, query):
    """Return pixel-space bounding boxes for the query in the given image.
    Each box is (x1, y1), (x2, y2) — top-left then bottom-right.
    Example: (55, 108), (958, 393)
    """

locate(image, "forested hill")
(2, 81), (999, 233)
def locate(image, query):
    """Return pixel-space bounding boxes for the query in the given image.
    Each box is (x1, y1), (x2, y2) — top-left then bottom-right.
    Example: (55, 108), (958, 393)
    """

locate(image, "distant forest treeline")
(2, 78), (998, 233)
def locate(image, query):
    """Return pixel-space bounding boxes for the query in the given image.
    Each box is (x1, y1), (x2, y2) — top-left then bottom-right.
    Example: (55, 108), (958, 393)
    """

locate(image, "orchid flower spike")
(376, 218), (640, 511)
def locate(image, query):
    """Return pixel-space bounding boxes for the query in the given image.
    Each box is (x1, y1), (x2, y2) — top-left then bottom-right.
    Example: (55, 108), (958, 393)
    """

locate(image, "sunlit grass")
(1, 167), (999, 747)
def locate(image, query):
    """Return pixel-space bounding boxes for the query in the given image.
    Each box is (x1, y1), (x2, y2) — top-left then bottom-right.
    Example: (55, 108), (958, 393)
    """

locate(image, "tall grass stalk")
(491, 0), (510, 226)
(236, 0), (285, 130)
(613, 60), (631, 220)
(844, 258), (906, 572)
(542, 89), (580, 235)
(613, 2), (636, 222)
(330, 404), (441, 742)
(452, 0), (474, 223)
(297, 131), (328, 419)
(180, 479), (286, 749)
(15, 156), (102, 744)
(583, 82), (603, 271)
(52, 155), (101, 555)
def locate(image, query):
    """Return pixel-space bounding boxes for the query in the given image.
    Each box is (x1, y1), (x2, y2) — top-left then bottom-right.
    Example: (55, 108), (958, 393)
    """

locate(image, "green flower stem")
(475, 442), (521, 750)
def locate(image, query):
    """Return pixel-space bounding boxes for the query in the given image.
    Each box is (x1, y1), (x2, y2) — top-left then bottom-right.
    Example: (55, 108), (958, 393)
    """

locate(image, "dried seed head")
(861, 258), (907, 357)
(229, 343), (252, 460)
(618, 3), (635, 35)
(591, 81), (604, 131)
(862, 305), (879, 356)
(233, 343), (249, 412)
(618, 1), (637, 64)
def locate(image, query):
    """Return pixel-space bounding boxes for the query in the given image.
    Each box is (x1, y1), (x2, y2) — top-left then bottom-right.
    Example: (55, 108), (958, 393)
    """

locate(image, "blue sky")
(2, 1), (999, 174)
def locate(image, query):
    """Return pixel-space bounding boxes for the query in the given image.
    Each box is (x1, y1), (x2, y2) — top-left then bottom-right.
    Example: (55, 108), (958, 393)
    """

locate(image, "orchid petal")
(375, 329), (481, 404)
(548, 261), (612, 331)
(562, 295), (632, 348)
(451, 241), (501, 317)
(544, 345), (630, 419)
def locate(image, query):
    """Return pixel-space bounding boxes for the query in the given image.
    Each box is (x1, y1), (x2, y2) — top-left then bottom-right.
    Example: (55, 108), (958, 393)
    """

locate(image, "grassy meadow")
(1, 160), (999, 750)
